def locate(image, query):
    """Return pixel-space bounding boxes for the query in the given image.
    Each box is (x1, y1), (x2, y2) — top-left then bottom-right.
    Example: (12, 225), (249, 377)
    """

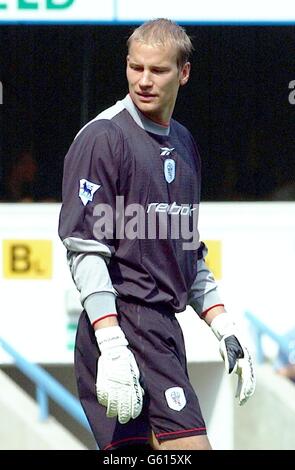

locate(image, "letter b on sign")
(3, 240), (52, 279)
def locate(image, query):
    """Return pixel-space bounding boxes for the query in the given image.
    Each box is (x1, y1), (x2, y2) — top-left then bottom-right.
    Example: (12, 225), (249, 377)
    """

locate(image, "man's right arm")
(58, 121), (143, 422)
(67, 247), (118, 327)
(58, 121), (124, 326)
(68, 248), (144, 424)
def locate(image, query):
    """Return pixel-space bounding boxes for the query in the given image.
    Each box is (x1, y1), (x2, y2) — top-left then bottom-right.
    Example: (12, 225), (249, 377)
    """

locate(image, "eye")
(152, 68), (168, 75)
(129, 64), (143, 72)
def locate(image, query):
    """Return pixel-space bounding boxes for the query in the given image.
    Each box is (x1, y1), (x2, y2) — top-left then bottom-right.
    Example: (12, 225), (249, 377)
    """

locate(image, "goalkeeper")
(58, 18), (255, 450)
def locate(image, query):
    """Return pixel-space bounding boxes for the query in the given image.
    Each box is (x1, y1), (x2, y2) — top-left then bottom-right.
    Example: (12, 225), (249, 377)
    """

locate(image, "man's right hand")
(95, 325), (144, 424)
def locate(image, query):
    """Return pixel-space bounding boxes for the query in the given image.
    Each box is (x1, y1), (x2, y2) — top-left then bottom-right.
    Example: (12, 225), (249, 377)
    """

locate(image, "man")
(58, 18), (255, 450)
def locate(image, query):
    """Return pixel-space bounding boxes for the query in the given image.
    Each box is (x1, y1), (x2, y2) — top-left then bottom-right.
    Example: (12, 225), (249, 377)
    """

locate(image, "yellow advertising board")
(3, 240), (52, 279)
(203, 240), (222, 280)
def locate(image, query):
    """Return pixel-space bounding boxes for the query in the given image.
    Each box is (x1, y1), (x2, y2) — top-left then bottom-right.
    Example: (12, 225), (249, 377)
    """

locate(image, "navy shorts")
(74, 297), (207, 450)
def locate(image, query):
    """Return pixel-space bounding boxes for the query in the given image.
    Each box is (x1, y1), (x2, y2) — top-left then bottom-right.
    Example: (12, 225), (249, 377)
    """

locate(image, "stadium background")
(0, 25), (294, 201)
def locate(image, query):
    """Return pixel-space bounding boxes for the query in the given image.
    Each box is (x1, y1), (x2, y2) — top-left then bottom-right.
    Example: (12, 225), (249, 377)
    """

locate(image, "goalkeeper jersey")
(58, 94), (201, 312)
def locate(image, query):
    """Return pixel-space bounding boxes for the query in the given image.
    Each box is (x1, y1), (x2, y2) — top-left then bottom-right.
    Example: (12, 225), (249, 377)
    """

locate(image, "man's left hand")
(210, 313), (256, 405)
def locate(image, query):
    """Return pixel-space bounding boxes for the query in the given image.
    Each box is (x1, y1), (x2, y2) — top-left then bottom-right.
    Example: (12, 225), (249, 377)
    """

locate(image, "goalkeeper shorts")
(74, 297), (207, 449)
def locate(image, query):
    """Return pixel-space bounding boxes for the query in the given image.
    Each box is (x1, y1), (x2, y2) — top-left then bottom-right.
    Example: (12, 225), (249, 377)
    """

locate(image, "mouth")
(136, 92), (157, 101)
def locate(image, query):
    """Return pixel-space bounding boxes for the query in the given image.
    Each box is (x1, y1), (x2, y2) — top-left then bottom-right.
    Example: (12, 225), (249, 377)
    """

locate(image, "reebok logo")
(160, 147), (175, 156)
(147, 201), (197, 216)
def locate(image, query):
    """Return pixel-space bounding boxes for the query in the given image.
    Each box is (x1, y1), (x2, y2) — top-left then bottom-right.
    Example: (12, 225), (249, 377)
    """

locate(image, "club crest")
(165, 387), (186, 411)
(164, 159), (176, 183)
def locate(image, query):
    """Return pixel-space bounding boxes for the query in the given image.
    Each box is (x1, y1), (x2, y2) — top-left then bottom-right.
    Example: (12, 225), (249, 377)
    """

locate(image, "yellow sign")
(203, 240), (222, 280)
(3, 240), (52, 279)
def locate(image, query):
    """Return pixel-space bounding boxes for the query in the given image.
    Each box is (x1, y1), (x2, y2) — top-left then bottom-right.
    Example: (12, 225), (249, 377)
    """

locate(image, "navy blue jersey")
(59, 95), (201, 312)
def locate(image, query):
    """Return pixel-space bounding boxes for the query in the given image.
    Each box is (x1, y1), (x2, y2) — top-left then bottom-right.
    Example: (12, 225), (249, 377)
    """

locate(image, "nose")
(139, 70), (152, 88)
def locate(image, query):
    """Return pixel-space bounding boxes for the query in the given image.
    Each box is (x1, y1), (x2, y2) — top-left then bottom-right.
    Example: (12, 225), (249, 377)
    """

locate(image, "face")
(126, 41), (190, 124)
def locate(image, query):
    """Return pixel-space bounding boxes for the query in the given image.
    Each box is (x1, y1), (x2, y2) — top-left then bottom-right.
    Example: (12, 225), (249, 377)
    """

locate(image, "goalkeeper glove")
(210, 313), (256, 405)
(95, 325), (144, 424)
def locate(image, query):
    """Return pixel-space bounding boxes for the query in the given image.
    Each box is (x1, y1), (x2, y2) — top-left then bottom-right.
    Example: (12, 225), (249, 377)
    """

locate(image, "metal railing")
(245, 311), (290, 364)
(0, 337), (90, 431)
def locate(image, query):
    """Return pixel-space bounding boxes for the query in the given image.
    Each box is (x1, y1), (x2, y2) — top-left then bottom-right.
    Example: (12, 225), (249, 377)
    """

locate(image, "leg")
(150, 431), (212, 450)
(74, 311), (150, 449)
(117, 300), (209, 452)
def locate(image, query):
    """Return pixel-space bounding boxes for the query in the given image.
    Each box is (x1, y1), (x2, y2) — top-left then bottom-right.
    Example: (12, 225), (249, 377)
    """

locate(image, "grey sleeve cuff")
(190, 287), (223, 317)
(188, 258), (223, 317)
(69, 252), (117, 303)
(84, 291), (117, 325)
(63, 236), (112, 259)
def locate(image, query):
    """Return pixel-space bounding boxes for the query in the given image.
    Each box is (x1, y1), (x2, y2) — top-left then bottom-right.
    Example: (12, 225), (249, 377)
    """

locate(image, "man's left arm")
(188, 243), (256, 405)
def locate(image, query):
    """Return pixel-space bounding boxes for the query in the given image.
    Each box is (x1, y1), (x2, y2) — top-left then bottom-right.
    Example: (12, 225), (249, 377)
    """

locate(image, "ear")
(179, 62), (191, 86)
(126, 55), (130, 76)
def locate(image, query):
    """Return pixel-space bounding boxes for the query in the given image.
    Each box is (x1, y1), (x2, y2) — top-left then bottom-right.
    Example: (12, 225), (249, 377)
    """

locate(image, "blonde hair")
(127, 18), (193, 69)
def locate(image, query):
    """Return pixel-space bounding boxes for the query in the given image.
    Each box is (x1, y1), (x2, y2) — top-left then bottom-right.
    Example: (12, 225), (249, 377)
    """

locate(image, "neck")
(123, 94), (170, 136)
(141, 111), (170, 127)
(129, 94), (171, 127)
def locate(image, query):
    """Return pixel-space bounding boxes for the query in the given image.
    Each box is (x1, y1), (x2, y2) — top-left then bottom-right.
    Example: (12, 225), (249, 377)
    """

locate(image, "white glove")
(210, 313), (256, 405)
(95, 326), (144, 424)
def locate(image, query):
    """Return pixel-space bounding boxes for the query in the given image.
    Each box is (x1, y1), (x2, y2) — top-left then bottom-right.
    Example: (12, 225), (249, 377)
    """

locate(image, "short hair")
(127, 18), (194, 69)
